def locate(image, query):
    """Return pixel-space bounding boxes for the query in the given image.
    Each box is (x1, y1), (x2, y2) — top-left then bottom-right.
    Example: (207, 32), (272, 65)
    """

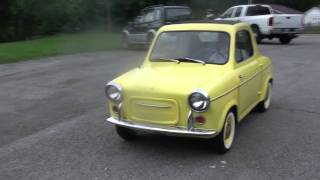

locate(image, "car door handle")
(239, 75), (247, 79)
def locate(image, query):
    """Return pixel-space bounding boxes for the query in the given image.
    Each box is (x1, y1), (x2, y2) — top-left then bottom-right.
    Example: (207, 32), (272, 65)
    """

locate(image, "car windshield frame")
(149, 30), (231, 65)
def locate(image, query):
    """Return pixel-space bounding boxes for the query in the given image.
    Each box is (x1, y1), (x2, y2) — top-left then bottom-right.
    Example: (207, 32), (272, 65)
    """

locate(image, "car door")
(140, 8), (155, 43)
(129, 16), (143, 43)
(235, 30), (262, 117)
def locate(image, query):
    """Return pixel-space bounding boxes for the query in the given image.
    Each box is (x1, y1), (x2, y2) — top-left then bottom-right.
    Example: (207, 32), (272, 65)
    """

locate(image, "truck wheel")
(145, 34), (154, 49)
(115, 125), (137, 141)
(122, 34), (131, 49)
(214, 110), (236, 154)
(279, 36), (292, 44)
(257, 82), (272, 112)
(251, 26), (262, 44)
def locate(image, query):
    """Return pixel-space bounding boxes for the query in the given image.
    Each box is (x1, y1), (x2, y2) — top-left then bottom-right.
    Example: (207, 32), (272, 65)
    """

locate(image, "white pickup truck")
(217, 4), (304, 44)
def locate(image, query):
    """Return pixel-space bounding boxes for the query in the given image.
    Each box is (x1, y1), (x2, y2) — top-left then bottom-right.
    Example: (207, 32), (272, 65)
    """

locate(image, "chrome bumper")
(270, 28), (304, 34)
(106, 117), (217, 138)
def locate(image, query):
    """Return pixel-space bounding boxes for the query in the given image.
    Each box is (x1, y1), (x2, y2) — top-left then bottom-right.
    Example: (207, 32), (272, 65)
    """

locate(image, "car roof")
(181, 20), (240, 25)
(159, 20), (248, 33)
(143, 5), (190, 10)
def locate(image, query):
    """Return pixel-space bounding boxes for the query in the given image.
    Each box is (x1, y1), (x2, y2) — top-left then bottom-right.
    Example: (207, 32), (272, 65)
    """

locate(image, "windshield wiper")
(174, 57), (206, 65)
(151, 58), (179, 63)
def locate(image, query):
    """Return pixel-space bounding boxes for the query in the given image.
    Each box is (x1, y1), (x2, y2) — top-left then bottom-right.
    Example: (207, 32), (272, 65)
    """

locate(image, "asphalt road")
(1, 36), (320, 180)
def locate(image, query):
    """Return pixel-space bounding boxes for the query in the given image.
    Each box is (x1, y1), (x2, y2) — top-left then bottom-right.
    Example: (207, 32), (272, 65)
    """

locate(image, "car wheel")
(145, 34), (154, 49)
(214, 110), (236, 153)
(279, 36), (292, 44)
(122, 35), (130, 49)
(257, 82), (272, 112)
(115, 125), (137, 141)
(251, 26), (262, 44)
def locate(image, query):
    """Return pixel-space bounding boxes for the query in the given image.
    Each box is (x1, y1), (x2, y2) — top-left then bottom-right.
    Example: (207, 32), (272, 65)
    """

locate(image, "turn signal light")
(112, 106), (119, 114)
(195, 116), (206, 124)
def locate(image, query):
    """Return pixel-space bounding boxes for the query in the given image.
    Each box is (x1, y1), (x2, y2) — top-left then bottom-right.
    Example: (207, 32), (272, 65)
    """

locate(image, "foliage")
(0, 0), (319, 42)
(0, 32), (121, 63)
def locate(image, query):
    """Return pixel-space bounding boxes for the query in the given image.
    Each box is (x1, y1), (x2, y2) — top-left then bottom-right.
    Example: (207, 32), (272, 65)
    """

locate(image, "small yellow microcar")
(105, 20), (273, 153)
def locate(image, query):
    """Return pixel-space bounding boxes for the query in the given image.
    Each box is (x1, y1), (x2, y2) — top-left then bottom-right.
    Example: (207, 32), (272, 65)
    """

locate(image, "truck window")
(143, 9), (155, 23)
(246, 6), (271, 16)
(165, 8), (191, 21)
(154, 8), (161, 20)
(235, 30), (253, 63)
(221, 8), (234, 18)
(234, 7), (243, 17)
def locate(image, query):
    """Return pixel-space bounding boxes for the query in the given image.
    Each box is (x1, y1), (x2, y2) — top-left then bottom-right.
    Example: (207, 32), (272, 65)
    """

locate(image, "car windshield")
(165, 8), (191, 20)
(150, 31), (230, 64)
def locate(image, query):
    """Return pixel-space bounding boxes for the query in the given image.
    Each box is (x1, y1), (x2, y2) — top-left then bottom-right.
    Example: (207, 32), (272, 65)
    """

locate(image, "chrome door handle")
(239, 75), (247, 79)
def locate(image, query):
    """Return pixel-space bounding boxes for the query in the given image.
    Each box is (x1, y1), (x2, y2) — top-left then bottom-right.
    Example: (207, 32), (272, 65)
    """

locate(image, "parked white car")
(217, 4), (304, 44)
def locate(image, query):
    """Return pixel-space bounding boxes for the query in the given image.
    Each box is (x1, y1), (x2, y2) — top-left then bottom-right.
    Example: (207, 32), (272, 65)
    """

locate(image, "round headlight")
(188, 90), (210, 112)
(105, 82), (122, 103)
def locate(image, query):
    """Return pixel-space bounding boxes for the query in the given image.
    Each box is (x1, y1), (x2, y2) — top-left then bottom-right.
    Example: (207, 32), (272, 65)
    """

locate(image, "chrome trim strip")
(210, 85), (239, 102)
(134, 102), (171, 108)
(210, 64), (271, 102)
(106, 117), (217, 138)
(187, 110), (194, 131)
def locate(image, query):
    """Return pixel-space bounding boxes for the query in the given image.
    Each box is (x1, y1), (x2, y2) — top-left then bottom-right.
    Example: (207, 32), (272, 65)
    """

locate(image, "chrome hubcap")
(264, 83), (272, 109)
(223, 112), (235, 149)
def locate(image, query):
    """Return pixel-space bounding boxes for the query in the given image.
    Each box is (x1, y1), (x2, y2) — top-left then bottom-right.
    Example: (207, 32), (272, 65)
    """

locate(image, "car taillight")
(268, 17), (273, 26)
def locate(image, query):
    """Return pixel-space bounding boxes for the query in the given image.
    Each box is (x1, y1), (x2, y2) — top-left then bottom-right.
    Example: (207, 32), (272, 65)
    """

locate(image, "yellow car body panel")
(106, 22), (273, 136)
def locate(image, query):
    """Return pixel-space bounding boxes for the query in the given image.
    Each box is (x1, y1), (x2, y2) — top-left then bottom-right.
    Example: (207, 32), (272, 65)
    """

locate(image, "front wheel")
(257, 82), (272, 112)
(115, 125), (137, 141)
(214, 111), (236, 154)
(121, 35), (131, 49)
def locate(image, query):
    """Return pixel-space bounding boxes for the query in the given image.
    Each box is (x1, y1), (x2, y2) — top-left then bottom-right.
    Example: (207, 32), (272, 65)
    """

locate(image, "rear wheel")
(115, 125), (137, 141)
(251, 25), (262, 44)
(257, 82), (272, 112)
(279, 35), (292, 44)
(214, 111), (236, 153)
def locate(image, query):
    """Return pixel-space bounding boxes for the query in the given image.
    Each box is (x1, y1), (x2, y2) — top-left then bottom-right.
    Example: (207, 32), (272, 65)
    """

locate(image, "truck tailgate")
(273, 14), (303, 28)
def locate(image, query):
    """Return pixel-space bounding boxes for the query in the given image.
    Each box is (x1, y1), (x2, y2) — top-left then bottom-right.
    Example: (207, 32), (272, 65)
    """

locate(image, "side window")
(154, 8), (161, 20)
(134, 16), (143, 24)
(235, 30), (254, 63)
(234, 7), (243, 17)
(221, 8), (234, 18)
(246, 6), (271, 16)
(143, 9), (155, 23)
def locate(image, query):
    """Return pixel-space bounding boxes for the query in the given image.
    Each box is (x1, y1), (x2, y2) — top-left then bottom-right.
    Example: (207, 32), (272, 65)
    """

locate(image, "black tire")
(257, 82), (272, 112)
(121, 34), (131, 49)
(145, 33), (154, 49)
(115, 125), (137, 141)
(214, 110), (237, 154)
(279, 36), (292, 44)
(251, 25), (262, 44)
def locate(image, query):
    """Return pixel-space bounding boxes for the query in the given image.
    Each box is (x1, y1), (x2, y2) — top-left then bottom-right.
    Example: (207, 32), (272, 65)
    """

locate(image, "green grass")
(304, 26), (320, 34)
(0, 32), (121, 64)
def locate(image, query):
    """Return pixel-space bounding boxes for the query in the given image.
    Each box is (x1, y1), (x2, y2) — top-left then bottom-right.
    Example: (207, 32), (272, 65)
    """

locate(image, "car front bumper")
(106, 117), (217, 138)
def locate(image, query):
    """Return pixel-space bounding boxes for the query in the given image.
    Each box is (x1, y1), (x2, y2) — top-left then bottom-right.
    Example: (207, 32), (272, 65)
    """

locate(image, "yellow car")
(105, 20), (273, 153)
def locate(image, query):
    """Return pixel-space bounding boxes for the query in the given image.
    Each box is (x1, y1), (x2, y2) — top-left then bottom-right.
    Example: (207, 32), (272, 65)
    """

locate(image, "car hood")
(114, 62), (229, 95)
